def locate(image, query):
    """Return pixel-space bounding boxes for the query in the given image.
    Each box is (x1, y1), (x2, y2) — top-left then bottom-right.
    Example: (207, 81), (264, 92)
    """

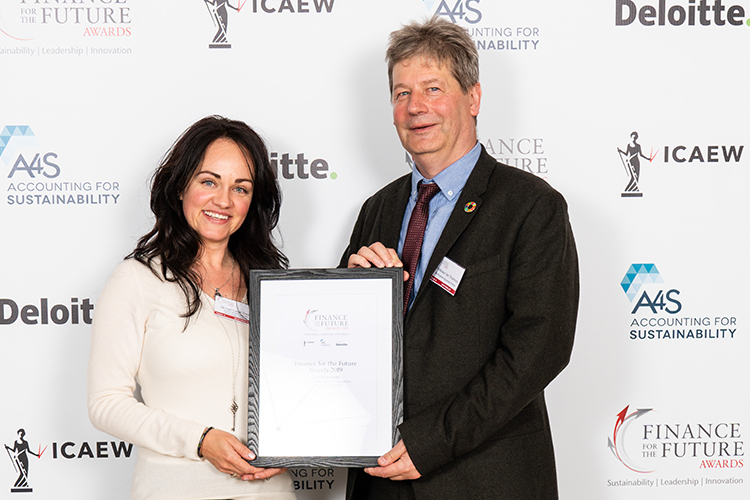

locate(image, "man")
(340, 17), (579, 499)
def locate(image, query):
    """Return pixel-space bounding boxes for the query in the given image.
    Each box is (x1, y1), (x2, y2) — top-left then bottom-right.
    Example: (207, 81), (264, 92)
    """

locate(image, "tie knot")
(416, 181), (440, 204)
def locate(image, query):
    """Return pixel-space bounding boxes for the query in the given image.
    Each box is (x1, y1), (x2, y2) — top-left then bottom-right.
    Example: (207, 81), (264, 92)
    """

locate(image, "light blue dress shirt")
(398, 142), (481, 311)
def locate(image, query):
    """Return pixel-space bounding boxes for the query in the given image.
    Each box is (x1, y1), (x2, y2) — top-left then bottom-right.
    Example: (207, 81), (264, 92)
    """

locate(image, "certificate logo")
(0, 0), (134, 55)
(303, 309), (349, 332)
(607, 405), (745, 477)
(608, 406), (656, 473)
(482, 136), (549, 179)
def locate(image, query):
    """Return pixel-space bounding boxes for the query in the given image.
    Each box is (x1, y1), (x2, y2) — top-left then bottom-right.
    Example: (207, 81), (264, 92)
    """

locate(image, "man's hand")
(348, 242), (408, 281)
(364, 440), (421, 481)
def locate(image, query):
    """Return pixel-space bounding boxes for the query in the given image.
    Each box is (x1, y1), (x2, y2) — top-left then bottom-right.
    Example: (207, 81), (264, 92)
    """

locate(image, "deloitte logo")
(615, 0), (750, 27)
(0, 297), (94, 326)
(271, 151), (336, 180)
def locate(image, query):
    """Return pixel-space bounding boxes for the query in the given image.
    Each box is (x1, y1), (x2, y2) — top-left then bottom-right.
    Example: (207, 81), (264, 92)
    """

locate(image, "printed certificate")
(246, 268), (403, 467)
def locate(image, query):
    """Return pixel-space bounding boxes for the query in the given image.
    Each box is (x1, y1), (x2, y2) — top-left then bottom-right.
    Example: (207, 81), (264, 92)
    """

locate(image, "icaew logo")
(201, 0), (335, 49)
(4, 429), (133, 494)
(615, 130), (744, 197)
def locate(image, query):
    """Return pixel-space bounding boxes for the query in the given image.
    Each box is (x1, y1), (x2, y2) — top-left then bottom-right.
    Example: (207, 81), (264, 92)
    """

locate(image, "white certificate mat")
(247, 268), (403, 468)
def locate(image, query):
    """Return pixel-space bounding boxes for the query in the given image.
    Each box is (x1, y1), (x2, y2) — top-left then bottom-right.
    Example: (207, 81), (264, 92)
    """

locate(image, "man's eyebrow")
(393, 77), (444, 90)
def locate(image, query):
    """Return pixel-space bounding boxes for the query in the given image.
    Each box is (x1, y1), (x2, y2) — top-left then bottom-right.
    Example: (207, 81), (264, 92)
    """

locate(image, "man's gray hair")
(386, 17), (479, 95)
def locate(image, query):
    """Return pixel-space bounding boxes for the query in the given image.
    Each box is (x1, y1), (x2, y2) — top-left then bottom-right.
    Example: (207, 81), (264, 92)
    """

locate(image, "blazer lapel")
(381, 175), (412, 249)
(412, 148), (495, 306)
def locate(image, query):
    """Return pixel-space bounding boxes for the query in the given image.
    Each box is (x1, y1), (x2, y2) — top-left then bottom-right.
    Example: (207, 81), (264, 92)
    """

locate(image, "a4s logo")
(621, 263), (682, 315)
(8, 152), (60, 179)
(435, 0), (482, 24)
(631, 289), (682, 314)
(1, 126), (60, 179)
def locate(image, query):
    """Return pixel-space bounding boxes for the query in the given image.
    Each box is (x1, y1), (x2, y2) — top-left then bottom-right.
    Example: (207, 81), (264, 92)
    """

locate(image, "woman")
(87, 116), (295, 499)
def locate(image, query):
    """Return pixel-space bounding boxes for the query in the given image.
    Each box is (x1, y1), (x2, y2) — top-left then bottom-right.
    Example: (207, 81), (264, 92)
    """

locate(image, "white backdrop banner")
(1, 0), (747, 498)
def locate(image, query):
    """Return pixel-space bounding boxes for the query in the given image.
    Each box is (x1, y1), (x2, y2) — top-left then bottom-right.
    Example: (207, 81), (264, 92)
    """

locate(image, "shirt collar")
(409, 141), (481, 201)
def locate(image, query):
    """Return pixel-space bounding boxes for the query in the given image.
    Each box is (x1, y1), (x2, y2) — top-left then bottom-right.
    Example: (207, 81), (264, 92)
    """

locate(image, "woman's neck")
(194, 243), (244, 300)
(197, 243), (233, 273)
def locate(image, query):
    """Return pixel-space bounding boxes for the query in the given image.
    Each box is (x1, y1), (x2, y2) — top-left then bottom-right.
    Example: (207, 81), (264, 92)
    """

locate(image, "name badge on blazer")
(214, 295), (250, 324)
(430, 257), (466, 296)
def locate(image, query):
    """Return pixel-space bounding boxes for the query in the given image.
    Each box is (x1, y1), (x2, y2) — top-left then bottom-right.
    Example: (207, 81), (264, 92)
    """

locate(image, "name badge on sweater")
(430, 257), (465, 296)
(214, 295), (250, 324)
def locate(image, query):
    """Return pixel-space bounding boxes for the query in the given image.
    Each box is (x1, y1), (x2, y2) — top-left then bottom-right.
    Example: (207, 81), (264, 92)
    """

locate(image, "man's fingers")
(378, 440), (406, 466)
(348, 243), (403, 269)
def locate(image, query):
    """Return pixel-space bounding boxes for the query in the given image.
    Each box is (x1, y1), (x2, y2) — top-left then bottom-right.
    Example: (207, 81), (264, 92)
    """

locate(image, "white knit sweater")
(87, 259), (295, 500)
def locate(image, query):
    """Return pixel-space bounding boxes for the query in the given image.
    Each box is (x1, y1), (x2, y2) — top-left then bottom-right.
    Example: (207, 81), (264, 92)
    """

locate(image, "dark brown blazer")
(340, 147), (579, 499)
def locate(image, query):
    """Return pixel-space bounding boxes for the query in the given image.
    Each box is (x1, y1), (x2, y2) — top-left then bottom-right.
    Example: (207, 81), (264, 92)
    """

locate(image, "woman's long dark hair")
(128, 115), (288, 320)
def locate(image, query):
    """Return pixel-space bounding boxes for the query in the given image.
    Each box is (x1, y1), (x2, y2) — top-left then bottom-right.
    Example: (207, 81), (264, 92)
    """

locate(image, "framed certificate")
(246, 268), (403, 467)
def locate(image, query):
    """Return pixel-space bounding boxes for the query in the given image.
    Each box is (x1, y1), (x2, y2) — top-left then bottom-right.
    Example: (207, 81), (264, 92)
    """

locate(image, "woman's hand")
(200, 428), (287, 481)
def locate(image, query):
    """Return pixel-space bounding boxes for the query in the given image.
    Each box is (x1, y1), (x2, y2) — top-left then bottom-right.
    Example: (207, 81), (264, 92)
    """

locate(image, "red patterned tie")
(402, 181), (441, 315)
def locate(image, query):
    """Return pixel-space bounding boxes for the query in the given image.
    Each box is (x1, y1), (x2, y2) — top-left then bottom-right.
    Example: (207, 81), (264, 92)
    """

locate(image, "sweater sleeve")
(87, 260), (206, 460)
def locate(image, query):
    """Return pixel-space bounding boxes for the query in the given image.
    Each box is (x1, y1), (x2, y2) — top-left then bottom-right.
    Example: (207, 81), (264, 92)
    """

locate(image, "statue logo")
(616, 131), (657, 197)
(203, 0), (246, 49)
(5, 429), (46, 493)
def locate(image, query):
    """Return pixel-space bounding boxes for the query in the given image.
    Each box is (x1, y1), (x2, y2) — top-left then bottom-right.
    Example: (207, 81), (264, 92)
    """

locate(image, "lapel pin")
(464, 201), (477, 213)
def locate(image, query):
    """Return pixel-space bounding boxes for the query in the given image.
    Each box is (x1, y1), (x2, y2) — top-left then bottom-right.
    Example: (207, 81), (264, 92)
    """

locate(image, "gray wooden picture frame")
(246, 268), (404, 468)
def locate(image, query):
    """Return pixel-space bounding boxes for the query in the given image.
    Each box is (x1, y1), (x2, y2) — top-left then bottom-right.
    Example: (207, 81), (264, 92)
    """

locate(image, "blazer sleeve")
(398, 186), (579, 476)
(338, 197), (371, 267)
